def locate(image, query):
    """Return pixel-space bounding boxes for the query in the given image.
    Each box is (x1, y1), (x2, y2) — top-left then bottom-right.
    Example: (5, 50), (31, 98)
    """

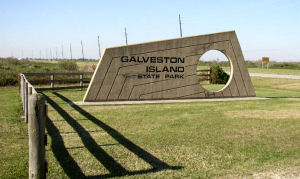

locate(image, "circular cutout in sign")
(197, 50), (232, 92)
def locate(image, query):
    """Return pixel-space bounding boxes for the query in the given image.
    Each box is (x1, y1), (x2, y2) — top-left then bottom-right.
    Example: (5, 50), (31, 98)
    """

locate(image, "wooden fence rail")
(196, 69), (212, 83)
(23, 72), (93, 90)
(19, 73), (47, 179)
(19, 72), (93, 178)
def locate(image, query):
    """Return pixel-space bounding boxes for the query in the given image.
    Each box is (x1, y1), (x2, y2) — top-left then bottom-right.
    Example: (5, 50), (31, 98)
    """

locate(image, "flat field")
(1, 75), (300, 178)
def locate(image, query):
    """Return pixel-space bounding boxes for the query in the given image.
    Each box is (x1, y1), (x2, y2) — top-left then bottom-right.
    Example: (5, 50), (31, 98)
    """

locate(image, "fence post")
(20, 75), (23, 99)
(29, 87), (33, 95)
(22, 78), (26, 111)
(28, 93), (46, 179)
(25, 82), (29, 123)
(50, 74), (54, 89)
(209, 67), (212, 84)
(80, 73), (83, 90)
(18, 73), (21, 94)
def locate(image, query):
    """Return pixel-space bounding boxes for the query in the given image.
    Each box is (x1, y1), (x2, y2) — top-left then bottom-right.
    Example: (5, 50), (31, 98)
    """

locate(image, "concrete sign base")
(84, 31), (255, 102)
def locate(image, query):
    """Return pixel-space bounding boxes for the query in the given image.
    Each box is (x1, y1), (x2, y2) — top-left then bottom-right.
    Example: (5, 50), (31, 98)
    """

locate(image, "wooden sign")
(84, 31), (255, 102)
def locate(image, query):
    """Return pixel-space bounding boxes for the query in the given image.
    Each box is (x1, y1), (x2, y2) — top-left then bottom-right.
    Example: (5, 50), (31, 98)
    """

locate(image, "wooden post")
(80, 74), (83, 90)
(209, 67), (212, 84)
(50, 74), (54, 89)
(25, 82), (29, 123)
(22, 78), (26, 111)
(18, 73), (21, 94)
(20, 75), (23, 99)
(28, 93), (46, 179)
(29, 87), (33, 95)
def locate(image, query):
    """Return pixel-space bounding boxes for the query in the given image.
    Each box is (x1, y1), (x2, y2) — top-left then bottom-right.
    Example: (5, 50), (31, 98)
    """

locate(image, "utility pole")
(45, 49), (48, 60)
(125, 27), (128, 45)
(61, 45), (64, 59)
(50, 49), (52, 61)
(179, 14), (183, 38)
(40, 50), (41, 59)
(56, 47), (58, 60)
(81, 40), (85, 61)
(97, 35), (101, 59)
(70, 43), (73, 60)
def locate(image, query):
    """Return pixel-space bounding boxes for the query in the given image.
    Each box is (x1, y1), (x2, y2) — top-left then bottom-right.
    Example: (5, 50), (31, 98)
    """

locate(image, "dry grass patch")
(225, 109), (300, 119)
(252, 166), (300, 179)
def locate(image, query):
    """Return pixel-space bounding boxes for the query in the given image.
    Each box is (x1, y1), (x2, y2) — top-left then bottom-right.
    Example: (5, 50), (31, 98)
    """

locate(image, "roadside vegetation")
(0, 58), (97, 86)
(198, 60), (300, 70)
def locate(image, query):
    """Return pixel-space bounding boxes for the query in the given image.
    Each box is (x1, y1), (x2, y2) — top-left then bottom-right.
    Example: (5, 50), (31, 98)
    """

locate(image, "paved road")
(249, 73), (300, 79)
(226, 72), (300, 79)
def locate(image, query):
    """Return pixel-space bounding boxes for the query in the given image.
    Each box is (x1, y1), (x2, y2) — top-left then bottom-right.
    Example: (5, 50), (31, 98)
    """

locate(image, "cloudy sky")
(0, 0), (299, 61)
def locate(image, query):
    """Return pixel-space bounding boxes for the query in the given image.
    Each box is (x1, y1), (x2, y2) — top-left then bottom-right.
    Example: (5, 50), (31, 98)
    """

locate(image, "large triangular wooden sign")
(84, 31), (255, 102)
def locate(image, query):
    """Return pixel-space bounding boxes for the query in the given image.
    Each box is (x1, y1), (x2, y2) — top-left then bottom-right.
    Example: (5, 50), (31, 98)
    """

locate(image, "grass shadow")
(44, 92), (182, 178)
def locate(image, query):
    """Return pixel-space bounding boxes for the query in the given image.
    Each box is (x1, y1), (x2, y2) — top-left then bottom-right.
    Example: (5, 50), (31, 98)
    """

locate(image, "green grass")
(201, 84), (225, 91)
(1, 74), (300, 178)
(0, 87), (28, 178)
(248, 67), (300, 75)
(42, 76), (300, 178)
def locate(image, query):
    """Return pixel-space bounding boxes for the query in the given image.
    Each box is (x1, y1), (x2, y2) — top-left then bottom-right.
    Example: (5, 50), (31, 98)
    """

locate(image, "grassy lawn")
(248, 68), (300, 75)
(198, 65), (300, 76)
(1, 75), (300, 178)
(0, 87), (28, 178)
(43, 76), (299, 178)
(201, 84), (225, 92)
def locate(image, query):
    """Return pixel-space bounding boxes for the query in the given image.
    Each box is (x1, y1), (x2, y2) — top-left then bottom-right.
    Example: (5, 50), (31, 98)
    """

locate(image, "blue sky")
(0, 0), (299, 61)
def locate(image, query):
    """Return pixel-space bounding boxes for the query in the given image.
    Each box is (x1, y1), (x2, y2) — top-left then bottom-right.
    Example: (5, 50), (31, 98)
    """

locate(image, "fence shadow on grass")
(46, 116), (85, 178)
(44, 92), (182, 178)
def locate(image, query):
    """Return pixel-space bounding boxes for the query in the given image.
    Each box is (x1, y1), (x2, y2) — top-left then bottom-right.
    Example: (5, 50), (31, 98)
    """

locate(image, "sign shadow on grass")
(43, 92), (182, 178)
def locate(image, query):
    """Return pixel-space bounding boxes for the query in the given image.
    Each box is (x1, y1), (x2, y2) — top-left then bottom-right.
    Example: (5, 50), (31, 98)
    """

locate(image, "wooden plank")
(29, 78), (91, 84)
(36, 85), (89, 91)
(23, 72), (93, 76)
(196, 70), (210, 73)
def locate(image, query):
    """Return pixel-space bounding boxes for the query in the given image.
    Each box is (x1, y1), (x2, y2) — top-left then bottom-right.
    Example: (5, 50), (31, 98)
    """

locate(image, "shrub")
(0, 72), (18, 86)
(58, 60), (78, 71)
(270, 62), (300, 69)
(210, 64), (229, 84)
(5, 57), (20, 65)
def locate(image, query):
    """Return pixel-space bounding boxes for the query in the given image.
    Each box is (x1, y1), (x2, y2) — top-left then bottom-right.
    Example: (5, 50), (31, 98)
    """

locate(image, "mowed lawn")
(1, 76), (300, 178)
